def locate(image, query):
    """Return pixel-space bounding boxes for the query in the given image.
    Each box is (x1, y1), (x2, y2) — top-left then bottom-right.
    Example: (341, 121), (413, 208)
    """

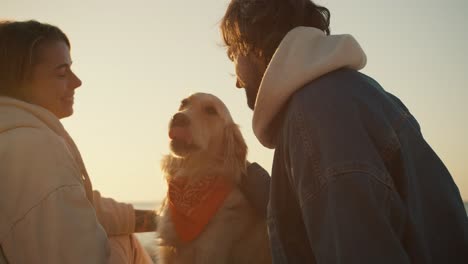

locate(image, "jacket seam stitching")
(291, 102), (324, 184)
(300, 169), (395, 208)
(0, 125), (40, 134)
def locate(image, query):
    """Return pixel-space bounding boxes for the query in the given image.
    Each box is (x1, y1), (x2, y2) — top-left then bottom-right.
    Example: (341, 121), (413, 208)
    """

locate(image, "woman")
(0, 20), (155, 263)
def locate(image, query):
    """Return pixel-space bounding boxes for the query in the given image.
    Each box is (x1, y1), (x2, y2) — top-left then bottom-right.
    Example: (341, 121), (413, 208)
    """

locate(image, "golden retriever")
(156, 93), (271, 264)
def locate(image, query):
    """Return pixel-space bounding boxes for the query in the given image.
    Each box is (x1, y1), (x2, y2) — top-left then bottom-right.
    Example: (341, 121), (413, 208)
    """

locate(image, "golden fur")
(156, 93), (271, 264)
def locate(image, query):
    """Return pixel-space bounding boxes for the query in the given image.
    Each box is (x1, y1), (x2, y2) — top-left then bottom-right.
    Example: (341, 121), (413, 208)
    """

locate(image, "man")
(221, 0), (468, 263)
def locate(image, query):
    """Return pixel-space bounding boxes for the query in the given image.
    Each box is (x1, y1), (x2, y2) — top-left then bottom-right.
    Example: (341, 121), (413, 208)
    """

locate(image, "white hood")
(0, 96), (94, 201)
(252, 27), (367, 148)
(0, 96), (66, 137)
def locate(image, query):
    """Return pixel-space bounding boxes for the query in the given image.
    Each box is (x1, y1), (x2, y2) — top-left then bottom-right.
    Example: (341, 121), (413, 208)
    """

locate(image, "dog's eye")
(204, 106), (218, 115)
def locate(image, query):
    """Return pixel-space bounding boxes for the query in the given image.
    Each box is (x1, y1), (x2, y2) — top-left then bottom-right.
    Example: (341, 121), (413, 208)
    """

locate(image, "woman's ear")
(223, 123), (248, 183)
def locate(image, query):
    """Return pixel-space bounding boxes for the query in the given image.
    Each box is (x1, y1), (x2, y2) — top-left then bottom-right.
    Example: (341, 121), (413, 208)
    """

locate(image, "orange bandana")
(167, 174), (233, 243)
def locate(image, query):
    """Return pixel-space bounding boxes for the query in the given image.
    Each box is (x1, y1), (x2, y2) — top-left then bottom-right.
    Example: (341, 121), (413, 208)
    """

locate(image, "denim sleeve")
(240, 162), (270, 218)
(286, 85), (409, 263)
(300, 171), (410, 264)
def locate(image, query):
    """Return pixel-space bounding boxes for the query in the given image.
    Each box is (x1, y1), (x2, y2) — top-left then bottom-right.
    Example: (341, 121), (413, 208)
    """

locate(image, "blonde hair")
(0, 20), (70, 96)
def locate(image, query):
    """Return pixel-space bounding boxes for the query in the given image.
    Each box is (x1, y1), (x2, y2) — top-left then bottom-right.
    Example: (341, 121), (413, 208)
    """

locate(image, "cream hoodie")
(0, 96), (135, 263)
(253, 27), (367, 148)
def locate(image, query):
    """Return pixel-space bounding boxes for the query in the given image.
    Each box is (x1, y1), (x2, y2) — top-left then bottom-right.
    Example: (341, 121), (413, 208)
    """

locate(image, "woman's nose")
(71, 71), (82, 89)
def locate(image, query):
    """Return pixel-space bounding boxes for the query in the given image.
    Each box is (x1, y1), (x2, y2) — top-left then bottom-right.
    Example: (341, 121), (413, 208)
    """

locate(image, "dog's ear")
(223, 123), (247, 183)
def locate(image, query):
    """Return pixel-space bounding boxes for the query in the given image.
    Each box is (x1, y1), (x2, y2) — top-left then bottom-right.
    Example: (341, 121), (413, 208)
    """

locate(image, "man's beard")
(245, 86), (259, 110)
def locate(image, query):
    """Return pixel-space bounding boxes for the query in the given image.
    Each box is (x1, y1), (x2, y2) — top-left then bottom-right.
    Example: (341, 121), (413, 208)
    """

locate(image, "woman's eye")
(205, 106), (217, 115)
(56, 70), (67, 78)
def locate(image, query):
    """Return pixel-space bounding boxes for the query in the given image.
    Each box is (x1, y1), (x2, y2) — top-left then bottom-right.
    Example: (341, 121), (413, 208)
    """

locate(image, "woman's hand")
(134, 209), (157, 233)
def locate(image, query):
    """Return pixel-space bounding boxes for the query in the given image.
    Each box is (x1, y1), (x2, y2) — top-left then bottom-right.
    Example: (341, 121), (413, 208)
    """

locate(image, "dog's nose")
(171, 113), (190, 127)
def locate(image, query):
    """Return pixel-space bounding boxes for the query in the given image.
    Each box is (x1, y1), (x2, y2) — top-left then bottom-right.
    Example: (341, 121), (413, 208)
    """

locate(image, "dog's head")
(166, 93), (247, 178)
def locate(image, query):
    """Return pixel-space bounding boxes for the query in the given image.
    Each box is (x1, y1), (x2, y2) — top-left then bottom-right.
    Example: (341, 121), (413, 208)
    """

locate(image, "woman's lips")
(62, 96), (74, 103)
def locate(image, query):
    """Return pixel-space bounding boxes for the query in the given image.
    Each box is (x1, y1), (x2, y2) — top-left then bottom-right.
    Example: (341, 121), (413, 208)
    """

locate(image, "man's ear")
(223, 123), (248, 183)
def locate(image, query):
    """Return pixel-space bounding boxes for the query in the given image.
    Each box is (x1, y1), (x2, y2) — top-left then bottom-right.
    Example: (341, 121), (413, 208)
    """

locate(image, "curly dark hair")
(0, 20), (70, 96)
(220, 0), (330, 63)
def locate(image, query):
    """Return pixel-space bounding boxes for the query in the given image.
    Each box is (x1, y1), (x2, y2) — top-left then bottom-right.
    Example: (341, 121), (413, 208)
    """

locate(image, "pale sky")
(2, 0), (467, 202)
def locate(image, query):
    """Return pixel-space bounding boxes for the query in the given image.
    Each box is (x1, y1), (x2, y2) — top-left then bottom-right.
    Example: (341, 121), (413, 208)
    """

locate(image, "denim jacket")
(243, 69), (468, 263)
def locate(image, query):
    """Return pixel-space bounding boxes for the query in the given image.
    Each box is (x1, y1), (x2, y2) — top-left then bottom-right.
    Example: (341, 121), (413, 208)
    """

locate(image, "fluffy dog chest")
(167, 175), (233, 243)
